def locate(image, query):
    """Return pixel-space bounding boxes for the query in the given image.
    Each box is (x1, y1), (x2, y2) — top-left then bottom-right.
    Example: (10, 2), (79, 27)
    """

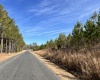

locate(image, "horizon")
(0, 0), (100, 45)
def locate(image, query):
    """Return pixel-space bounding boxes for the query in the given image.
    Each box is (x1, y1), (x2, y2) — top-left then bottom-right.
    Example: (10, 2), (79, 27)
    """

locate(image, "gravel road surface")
(0, 51), (60, 80)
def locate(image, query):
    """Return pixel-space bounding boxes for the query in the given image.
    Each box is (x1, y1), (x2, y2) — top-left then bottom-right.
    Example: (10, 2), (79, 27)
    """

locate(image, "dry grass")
(0, 53), (15, 62)
(33, 50), (77, 80)
(34, 49), (100, 80)
(34, 49), (48, 55)
(0, 50), (25, 62)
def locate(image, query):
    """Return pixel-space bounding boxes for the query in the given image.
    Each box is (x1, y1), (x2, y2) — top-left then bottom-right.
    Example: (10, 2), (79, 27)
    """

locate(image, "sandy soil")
(32, 50), (78, 80)
(0, 50), (25, 62)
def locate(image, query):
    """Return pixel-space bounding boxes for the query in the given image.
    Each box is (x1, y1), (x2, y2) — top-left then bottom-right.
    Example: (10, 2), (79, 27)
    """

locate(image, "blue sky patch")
(0, 0), (100, 45)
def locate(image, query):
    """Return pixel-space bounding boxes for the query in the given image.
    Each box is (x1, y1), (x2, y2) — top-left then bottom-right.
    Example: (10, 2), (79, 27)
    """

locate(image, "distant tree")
(84, 19), (96, 46)
(66, 33), (72, 48)
(72, 21), (83, 49)
(56, 33), (67, 49)
(32, 11), (100, 52)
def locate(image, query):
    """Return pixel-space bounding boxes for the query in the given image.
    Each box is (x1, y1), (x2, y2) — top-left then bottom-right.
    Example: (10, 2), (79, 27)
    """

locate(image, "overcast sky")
(0, 0), (100, 45)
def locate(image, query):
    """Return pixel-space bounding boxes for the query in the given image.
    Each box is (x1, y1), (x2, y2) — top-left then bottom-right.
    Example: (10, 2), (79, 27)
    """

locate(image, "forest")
(0, 4), (25, 53)
(32, 11), (100, 80)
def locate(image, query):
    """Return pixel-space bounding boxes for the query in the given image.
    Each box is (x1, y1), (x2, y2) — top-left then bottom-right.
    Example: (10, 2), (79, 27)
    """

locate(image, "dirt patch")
(34, 49), (48, 55)
(0, 50), (25, 62)
(32, 50), (77, 80)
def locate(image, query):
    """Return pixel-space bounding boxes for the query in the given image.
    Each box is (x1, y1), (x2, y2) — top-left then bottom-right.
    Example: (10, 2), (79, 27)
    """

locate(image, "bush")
(42, 50), (100, 80)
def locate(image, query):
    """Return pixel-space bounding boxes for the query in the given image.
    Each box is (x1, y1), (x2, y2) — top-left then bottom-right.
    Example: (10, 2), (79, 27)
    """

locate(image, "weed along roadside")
(0, 50), (25, 62)
(33, 49), (100, 80)
(33, 50), (78, 80)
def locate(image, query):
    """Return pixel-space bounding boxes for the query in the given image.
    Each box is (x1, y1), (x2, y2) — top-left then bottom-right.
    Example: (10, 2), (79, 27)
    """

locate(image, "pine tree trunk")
(11, 40), (14, 53)
(1, 32), (3, 53)
(14, 44), (17, 52)
(14, 42), (16, 53)
(11, 40), (12, 53)
(13, 42), (15, 53)
(6, 39), (7, 53)
(9, 39), (11, 53)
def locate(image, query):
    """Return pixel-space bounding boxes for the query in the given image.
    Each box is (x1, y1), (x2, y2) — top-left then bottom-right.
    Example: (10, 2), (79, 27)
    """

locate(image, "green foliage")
(46, 40), (56, 49)
(27, 42), (46, 51)
(39, 44), (46, 49)
(36, 11), (100, 51)
(72, 21), (83, 48)
(55, 33), (67, 49)
(30, 11), (100, 52)
(0, 4), (25, 52)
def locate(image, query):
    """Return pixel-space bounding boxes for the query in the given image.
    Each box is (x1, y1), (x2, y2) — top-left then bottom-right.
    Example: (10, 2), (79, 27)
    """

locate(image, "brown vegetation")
(33, 50), (77, 80)
(0, 53), (15, 62)
(35, 49), (100, 80)
(0, 51), (25, 62)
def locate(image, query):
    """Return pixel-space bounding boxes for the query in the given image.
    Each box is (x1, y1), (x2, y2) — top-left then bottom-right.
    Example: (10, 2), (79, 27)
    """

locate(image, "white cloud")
(22, 15), (34, 22)
(40, 0), (51, 7)
(39, 29), (72, 36)
(23, 27), (72, 37)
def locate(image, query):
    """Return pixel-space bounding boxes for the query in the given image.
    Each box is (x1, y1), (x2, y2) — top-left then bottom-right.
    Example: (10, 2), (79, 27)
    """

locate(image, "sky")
(0, 0), (100, 45)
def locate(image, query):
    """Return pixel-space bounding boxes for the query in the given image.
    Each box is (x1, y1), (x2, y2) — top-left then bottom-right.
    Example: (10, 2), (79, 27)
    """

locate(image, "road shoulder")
(0, 50), (25, 62)
(31, 51), (78, 80)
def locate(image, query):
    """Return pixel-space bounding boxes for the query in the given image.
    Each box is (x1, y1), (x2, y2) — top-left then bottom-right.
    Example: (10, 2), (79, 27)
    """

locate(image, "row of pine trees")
(0, 4), (25, 53)
(34, 11), (100, 52)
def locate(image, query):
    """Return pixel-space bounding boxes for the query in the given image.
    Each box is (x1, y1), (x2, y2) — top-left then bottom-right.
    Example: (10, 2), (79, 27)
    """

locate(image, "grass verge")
(34, 49), (100, 80)
(0, 50), (25, 62)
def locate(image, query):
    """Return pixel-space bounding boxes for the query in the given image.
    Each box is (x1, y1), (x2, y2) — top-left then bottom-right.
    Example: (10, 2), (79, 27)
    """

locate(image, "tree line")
(32, 11), (100, 52)
(0, 4), (25, 53)
(31, 11), (100, 80)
